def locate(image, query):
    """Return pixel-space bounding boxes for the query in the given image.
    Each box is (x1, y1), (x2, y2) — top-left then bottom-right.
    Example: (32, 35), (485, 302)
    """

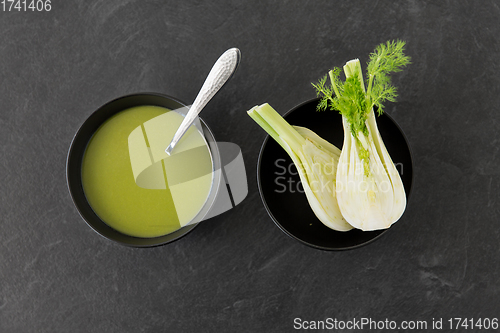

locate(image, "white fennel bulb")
(248, 103), (353, 231)
(314, 40), (410, 230)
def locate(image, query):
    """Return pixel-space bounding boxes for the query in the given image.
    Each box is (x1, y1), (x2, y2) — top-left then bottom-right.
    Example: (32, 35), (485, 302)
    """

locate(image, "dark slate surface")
(1, 1), (499, 332)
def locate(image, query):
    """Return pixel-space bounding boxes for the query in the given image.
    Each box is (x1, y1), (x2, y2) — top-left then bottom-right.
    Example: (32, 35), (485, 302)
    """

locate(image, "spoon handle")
(165, 48), (241, 155)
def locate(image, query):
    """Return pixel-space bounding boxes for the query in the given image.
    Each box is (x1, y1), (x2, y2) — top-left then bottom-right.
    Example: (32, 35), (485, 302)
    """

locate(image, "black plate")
(257, 98), (414, 250)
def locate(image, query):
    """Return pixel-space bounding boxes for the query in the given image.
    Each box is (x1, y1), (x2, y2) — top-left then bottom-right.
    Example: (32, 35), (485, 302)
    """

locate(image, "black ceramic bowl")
(66, 93), (222, 247)
(257, 98), (413, 250)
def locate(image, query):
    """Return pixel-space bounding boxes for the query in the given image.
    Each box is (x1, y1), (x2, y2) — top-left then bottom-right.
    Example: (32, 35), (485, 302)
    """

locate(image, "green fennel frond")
(312, 40), (410, 128)
(328, 67), (343, 98)
(312, 40), (410, 172)
(334, 68), (368, 137)
(312, 74), (333, 112)
(366, 40), (411, 114)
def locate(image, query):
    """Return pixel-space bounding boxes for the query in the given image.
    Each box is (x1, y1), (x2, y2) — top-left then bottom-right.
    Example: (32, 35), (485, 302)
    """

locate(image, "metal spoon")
(165, 48), (241, 155)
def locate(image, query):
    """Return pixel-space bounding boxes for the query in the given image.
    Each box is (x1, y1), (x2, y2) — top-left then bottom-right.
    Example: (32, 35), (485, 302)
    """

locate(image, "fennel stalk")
(248, 104), (352, 231)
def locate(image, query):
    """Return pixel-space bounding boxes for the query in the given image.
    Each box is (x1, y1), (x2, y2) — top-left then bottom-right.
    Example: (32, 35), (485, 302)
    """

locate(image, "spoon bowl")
(66, 93), (223, 247)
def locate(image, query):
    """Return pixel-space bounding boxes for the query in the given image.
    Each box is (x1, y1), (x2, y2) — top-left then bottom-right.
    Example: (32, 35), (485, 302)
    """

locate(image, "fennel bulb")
(248, 103), (353, 231)
(314, 40), (410, 231)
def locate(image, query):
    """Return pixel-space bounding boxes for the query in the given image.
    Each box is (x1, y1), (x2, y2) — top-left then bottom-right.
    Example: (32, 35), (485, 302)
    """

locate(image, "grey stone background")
(1, 1), (499, 332)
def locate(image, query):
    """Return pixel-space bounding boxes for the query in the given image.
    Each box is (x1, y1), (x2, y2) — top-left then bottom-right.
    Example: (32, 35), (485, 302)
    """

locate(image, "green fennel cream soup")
(81, 106), (213, 238)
